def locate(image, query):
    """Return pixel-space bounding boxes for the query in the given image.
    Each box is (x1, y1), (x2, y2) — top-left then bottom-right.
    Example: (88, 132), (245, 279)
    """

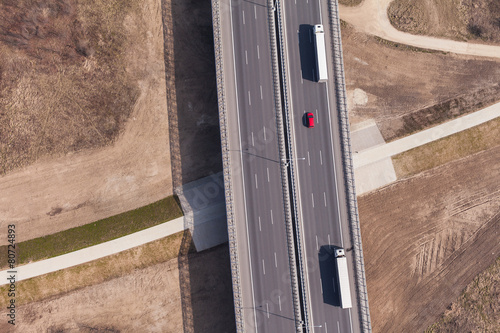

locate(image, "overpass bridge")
(210, 0), (371, 332)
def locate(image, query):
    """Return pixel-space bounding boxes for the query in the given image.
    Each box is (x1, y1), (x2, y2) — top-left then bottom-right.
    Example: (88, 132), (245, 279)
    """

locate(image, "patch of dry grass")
(0, 230), (195, 307)
(0, 196), (183, 269)
(392, 117), (500, 178)
(383, 84), (500, 142)
(388, 0), (500, 43)
(338, 0), (363, 6)
(0, 0), (141, 174)
(426, 256), (500, 333)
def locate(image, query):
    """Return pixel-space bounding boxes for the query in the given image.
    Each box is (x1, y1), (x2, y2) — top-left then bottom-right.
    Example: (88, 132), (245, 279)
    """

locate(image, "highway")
(281, 0), (361, 332)
(226, 0), (297, 331)
(217, 0), (365, 331)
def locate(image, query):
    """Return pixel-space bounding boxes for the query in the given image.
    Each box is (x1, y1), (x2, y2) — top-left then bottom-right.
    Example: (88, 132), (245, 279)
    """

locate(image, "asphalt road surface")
(281, 0), (360, 332)
(229, 0), (297, 331)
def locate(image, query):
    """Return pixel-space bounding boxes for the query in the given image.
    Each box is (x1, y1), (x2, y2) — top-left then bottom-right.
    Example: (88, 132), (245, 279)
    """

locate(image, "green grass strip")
(0, 196), (183, 268)
(392, 117), (500, 178)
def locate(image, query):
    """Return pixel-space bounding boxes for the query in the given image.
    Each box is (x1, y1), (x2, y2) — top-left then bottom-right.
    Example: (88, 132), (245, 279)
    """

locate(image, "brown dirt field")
(388, 0), (500, 44)
(357, 145), (500, 332)
(341, 21), (500, 141)
(426, 256), (500, 332)
(0, 0), (173, 244)
(1, 244), (236, 333)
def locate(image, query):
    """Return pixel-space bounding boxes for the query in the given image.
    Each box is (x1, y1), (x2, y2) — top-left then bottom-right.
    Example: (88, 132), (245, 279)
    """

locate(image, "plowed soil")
(358, 146), (500, 332)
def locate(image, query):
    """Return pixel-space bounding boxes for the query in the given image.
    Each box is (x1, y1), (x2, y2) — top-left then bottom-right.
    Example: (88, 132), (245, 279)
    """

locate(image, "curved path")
(339, 0), (500, 59)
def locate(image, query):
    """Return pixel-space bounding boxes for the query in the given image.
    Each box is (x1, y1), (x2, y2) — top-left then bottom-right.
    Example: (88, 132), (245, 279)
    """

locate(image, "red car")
(305, 112), (315, 128)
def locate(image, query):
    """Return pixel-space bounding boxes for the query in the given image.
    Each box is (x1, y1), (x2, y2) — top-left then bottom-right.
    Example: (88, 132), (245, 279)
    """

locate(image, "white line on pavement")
(1, 217), (185, 284)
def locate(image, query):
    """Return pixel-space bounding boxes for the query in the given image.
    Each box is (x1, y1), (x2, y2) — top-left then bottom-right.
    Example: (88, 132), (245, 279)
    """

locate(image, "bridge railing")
(211, 1), (244, 332)
(274, 1), (311, 331)
(327, 1), (372, 332)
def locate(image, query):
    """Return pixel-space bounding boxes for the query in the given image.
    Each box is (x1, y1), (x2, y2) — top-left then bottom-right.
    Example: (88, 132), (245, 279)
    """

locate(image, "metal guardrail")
(274, 1), (311, 332)
(211, 1), (245, 332)
(327, 1), (372, 332)
(266, 1), (304, 331)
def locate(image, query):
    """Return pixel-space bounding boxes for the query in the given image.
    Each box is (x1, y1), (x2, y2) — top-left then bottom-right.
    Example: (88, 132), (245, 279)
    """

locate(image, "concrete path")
(1, 172), (230, 285)
(339, 0), (500, 59)
(353, 102), (500, 169)
(1, 217), (184, 285)
(350, 120), (397, 194)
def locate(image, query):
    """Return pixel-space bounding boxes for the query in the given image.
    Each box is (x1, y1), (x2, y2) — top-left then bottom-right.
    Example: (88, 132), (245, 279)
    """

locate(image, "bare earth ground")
(388, 0), (500, 44)
(341, 21), (500, 141)
(357, 146), (500, 332)
(0, 0), (173, 244)
(6, 245), (235, 333)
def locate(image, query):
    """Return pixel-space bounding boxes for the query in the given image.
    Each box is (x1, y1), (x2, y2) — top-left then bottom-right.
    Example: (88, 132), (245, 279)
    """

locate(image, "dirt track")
(0, 0), (173, 244)
(339, 0), (500, 57)
(341, 21), (500, 141)
(358, 146), (500, 332)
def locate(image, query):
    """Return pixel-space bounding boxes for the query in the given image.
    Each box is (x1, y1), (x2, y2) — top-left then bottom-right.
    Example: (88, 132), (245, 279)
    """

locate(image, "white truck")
(335, 248), (352, 309)
(313, 24), (328, 83)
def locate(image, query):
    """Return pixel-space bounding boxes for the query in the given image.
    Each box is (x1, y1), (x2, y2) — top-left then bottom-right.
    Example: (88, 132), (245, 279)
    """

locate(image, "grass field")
(0, 196), (183, 269)
(392, 117), (500, 178)
(426, 256), (500, 332)
(388, 0), (500, 43)
(0, 0), (141, 174)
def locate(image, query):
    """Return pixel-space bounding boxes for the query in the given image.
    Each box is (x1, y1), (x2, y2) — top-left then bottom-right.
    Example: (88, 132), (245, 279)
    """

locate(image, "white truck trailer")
(335, 248), (352, 309)
(313, 24), (328, 82)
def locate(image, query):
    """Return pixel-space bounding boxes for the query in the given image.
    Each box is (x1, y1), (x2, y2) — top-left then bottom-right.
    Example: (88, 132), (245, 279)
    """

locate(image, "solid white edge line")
(229, 3), (258, 330)
(325, 70), (343, 247)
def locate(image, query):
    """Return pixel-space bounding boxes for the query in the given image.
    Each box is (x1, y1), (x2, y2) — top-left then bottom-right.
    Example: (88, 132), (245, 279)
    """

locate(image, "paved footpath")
(1, 217), (185, 285)
(353, 102), (500, 168)
(1, 171), (229, 285)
